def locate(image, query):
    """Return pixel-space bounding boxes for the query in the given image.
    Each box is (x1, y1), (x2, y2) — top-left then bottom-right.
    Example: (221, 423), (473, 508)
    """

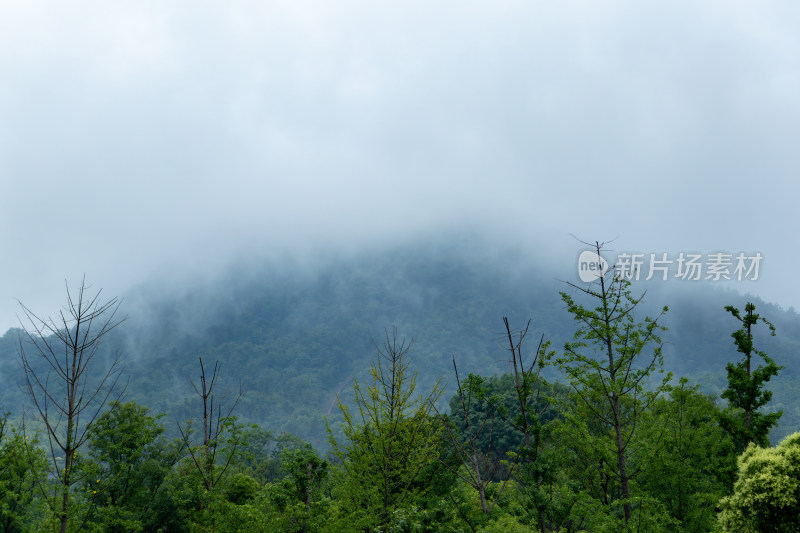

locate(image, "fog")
(1, 1), (798, 330)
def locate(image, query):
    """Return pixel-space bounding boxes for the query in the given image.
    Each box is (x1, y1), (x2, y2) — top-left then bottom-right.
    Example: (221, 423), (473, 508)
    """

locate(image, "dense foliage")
(0, 244), (797, 531)
(718, 432), (800, 532)
(1, 245), (797, 445)
(0, 330), (788, 531)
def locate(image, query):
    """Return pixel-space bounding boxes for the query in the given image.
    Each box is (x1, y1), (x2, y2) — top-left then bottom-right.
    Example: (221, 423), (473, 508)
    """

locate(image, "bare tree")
(502, 318), (555, 533)
(177, 358), (242, 495)
(16, 276), (125, 533)
(435, 355), (516, 518)
(436, 318), (552, 531)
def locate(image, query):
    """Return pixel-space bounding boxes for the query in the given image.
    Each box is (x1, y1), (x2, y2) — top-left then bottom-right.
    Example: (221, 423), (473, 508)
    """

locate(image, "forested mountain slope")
(1, 241), (797, 445)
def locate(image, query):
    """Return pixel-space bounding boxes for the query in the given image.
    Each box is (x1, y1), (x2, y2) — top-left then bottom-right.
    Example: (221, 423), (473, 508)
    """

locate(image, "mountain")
(1, 239), (797, 446)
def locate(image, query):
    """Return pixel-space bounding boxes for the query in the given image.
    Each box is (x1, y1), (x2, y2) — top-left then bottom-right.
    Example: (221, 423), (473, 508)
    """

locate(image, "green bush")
(718, 432), (800, 532)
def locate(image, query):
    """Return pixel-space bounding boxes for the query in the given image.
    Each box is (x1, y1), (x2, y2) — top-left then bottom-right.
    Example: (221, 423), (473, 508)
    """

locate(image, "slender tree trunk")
(613, 395), (631, 523)
(745, 319), (752, 431)
(305, 461), (312, 509)
(601, 272), (632, 524)
(61, 418), (73, 533)
(60, 330), (80, 533)
(473, 451), (488, 514)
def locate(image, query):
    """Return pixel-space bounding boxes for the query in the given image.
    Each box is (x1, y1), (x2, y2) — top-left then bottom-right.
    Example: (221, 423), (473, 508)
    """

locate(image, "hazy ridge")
(1, 240), (797, 447)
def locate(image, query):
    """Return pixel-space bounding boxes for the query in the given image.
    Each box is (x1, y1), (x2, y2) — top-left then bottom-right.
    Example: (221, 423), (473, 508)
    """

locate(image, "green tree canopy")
(720, 302), (783, 450)
(555, 241), (671, 526)
(718, 432), (800, 532)
(327, 328), (444, 530)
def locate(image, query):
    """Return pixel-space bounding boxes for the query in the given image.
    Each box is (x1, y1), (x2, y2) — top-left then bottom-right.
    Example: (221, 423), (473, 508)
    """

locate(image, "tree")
(0, 416), (49, 532)
(176, 357), (244, 531)
(436, 318), (556, 532)
(326, 328), (444, 529)
(261, 445), (330, 532)
(720, 302), (783, 450)
(83, 401), (180, 532)
(16, 277), (125, 533)
(555, 241), (671, 526)
(718, 432), (800, 532)
(442, 371), (574, 531)
(177, 358), (242, 495)
(435, 359), (516, 522)
(499, 318), (563, 533)
(280, 445), (328, 512)
(637, 378), (737, 532)
(235, 426), (309, 485)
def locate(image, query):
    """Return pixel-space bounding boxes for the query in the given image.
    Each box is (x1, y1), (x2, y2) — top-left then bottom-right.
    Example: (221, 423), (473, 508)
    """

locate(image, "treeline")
(2, 375), (795, 532)
(2, 243), (800, 448)
(0, 265), (796, 531)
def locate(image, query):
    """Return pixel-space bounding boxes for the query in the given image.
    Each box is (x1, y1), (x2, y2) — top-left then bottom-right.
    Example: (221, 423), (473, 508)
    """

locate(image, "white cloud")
(1, 1), (798, 327)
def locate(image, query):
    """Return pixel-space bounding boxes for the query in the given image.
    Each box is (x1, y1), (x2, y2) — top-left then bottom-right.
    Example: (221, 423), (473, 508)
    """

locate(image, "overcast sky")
(1, 1), (798, 331)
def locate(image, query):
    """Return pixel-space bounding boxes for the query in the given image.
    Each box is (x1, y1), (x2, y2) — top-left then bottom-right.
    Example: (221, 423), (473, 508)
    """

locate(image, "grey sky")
(1, 1), (798, 330)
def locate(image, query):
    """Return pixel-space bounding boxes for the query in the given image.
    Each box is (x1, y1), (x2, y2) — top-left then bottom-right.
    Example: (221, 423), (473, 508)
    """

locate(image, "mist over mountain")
(2, 238), (797, 448)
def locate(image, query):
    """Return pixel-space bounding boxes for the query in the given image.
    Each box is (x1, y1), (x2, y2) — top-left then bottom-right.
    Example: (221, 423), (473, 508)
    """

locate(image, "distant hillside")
(1, 241), (797, 447)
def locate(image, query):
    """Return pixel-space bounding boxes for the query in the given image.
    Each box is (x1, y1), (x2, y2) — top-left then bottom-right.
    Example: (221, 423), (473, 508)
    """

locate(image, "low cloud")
(1, 1), (798, 328)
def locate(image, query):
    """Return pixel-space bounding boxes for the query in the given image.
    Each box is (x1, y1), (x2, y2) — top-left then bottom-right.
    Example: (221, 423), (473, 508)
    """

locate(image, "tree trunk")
(602, 270), (631, 524)
(305, 461), (312, 509)
(473, 452), (488, 514)
(613, 395), (632, 523)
